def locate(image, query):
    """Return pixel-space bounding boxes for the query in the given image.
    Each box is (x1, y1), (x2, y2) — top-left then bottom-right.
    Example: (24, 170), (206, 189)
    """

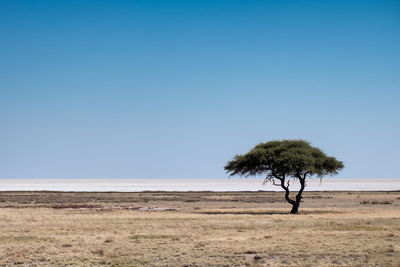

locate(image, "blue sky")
(0, 0), (399, 179)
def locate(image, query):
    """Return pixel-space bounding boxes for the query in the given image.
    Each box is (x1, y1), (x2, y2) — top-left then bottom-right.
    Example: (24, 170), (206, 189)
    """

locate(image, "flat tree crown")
(224, 140), (344, 179)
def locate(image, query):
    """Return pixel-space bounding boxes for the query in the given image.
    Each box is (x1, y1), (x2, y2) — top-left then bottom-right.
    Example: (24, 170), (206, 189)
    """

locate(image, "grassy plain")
(0, 191), (399, 266)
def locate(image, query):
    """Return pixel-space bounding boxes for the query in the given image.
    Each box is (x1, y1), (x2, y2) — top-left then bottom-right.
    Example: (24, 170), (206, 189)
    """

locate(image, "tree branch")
(271, 179), (281, 187)
(279, 176), (295, 205)
(265, 172), (296, 206)
(295, 176), (306, 204)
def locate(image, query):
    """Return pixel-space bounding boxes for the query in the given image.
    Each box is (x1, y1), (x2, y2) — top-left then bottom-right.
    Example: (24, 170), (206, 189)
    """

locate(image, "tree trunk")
(290, 177), (305, 214)
(290, 203), (299, 214)
(275, 175), (305, 214)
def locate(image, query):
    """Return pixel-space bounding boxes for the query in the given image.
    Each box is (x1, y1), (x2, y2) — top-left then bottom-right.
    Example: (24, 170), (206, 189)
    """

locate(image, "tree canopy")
(224, 140), (344, 213)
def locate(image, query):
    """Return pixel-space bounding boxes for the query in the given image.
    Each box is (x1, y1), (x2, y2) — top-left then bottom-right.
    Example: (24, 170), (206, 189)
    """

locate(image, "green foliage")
(225, 140), (344, 180)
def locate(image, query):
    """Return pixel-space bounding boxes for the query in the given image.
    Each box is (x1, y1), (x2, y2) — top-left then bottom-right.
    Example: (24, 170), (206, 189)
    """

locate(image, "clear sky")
(0, 0), (399, 179)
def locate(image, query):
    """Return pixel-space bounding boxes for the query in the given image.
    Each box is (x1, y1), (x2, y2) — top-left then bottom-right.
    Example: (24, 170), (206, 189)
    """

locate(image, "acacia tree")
(224, 140), (344, 214)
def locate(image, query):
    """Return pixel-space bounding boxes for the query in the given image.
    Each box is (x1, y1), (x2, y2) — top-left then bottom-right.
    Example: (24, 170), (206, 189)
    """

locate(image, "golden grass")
(0, 191), (399, 266)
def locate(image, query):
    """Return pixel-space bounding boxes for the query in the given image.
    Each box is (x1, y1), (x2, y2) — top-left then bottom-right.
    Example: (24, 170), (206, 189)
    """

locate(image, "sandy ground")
(0, 191), (399, 266)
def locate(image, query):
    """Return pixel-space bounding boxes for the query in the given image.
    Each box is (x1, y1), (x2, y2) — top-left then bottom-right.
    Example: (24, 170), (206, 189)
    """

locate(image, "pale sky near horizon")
(1, 0), (399, 179)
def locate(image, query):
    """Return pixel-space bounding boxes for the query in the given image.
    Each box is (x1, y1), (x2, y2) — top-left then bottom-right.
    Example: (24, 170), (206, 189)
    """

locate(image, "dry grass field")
(0, 191), (399, 266)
